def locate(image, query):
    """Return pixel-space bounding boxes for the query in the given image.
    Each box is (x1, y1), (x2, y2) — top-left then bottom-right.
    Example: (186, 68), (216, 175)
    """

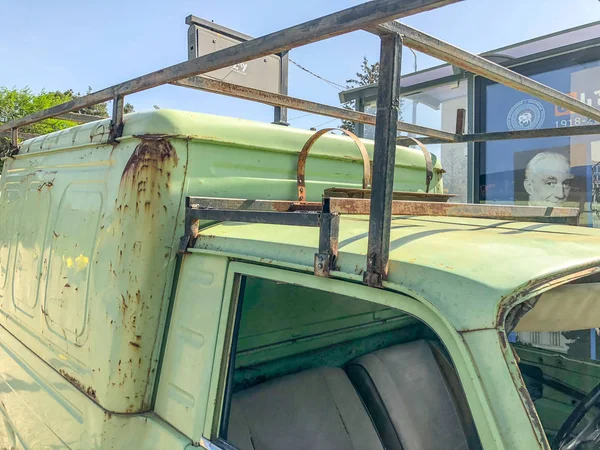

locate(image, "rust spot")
(37, 181), (53, 191)
(120, 139), (178, 193)
(129, 341), (140, 348)
(59, 369), (97, 401)
(64, 283), (70, 288)
(53, 231), (60, 238)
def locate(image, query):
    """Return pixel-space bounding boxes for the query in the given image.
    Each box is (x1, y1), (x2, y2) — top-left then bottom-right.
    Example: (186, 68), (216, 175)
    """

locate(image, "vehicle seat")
(346, 340), (480, 450)
(226, 366), (385, 450)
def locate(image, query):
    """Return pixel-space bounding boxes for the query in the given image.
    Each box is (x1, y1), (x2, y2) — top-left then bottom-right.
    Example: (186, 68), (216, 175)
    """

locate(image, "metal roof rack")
(181, 195), (579, 280)
(1, 0), (598, 287)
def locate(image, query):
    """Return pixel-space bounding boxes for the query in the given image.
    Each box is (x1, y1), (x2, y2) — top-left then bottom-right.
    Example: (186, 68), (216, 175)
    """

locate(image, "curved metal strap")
(297, 128), (370, 202)
(406, 137), (433, 193)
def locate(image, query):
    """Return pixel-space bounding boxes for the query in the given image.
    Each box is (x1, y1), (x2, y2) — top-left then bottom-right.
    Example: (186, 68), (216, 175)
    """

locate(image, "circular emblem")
(507, 99), (546, 131)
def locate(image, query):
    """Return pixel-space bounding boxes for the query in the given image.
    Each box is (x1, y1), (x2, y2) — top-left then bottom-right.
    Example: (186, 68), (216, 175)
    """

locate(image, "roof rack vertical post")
(365, 31), (402, 288)
(109, 95), (125, 142)
(315, 197), (340, 277)
(10, 128), (19, 153)
(273, 50), (290, 126)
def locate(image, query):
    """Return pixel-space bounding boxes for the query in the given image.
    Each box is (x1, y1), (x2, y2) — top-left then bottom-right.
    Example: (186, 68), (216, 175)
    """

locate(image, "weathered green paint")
(193, 216), (600, 332)
(1, 110), (600, 448)
(0, 110), (440, 448)
(462, 330), (549, 449)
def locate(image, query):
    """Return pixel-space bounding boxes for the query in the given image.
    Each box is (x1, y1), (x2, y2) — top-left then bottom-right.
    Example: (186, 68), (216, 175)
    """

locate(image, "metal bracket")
(1, 128), (20, 159)
(314, 199), (340, 277)
(179, 198), (200, 253)
(109, 95), (124, 143)
(178, 217), (199, 254)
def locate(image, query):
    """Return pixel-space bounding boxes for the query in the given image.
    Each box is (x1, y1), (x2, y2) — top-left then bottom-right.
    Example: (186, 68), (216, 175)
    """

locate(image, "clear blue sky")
(1, 0), (598, 131)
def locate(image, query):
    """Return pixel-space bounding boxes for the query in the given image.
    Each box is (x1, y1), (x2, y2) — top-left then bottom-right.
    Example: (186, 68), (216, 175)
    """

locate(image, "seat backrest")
(346, 340), (479, 450)
(226, 366), (385, 450)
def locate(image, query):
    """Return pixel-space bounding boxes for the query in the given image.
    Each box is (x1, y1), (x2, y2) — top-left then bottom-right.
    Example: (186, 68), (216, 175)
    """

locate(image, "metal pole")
(408, 47), (418, 136)
(356, 97), (365, 138)
(365, 33), (402, 288)
(273, 51), (290, 126)
(466, 73), (476, 203)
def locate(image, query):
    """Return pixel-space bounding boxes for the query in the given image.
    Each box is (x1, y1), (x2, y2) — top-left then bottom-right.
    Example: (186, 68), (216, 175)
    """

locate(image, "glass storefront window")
(478, 57), (600, 228)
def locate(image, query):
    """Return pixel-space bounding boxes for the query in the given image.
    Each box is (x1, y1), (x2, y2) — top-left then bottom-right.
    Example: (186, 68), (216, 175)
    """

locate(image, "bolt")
(317, 263), (323, 269)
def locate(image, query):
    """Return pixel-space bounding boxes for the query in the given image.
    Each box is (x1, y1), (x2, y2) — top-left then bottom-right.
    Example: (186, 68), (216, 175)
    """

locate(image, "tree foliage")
(340, 56), (402, 133)
(0, 87), (135, 170)
(346, 56), (380, 87)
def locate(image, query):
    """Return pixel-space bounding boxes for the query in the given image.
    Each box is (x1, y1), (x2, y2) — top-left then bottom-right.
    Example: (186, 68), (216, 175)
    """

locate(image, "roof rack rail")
(180, 195), (579, 280)
(2, 0), (599, 287)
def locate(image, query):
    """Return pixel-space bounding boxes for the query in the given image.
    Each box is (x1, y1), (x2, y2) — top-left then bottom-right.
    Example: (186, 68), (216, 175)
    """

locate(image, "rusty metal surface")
(188, 196), (322, 212)
(366, 32), (403, 288)
(324, 188), (454, 202)
(109, 95), (125, 142)
(375, 21), (600, 122)
(404, 137), (433, 193)
(0, 0), (458, 134)
(174, 76), (458, 141)
(327, 197), (579, 223)
(185, 195), (579, 231)
(297, 128), (371, 202)
(188, 208), (322, 226)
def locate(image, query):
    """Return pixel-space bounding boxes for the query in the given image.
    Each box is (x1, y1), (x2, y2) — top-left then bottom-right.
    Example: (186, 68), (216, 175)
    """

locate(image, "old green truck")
(0, 109), (599, 450)
(3, 1), (600, 449)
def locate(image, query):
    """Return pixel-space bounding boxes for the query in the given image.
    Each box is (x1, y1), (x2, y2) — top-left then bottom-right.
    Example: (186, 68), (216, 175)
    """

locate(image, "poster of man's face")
(514, 147), (584, 208)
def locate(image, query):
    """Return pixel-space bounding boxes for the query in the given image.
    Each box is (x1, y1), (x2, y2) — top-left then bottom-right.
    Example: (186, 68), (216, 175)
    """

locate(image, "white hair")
(525, 152), (570, 179)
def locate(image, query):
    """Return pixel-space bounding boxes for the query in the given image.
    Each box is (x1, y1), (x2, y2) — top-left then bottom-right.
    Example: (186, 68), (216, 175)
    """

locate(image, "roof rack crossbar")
(173, 76), (457, 142)
(371, 21), (600, 122)
(0, 0), (457, 137)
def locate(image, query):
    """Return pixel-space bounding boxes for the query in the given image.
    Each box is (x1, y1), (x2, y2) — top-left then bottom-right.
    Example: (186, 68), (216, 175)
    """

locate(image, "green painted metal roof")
(18, 110), (440, 174)
(193, 216), (600, 331)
